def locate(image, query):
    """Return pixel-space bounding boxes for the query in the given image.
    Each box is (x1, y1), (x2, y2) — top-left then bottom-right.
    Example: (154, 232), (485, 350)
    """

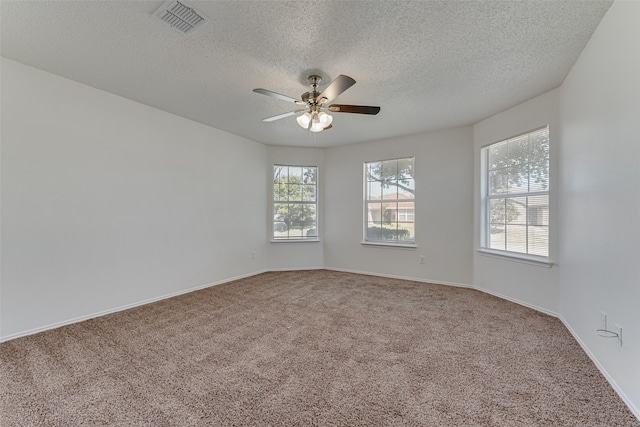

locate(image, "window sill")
(361, 241), (417, 249)
(271, 239), (320, 244)
(477, 248), (553, 268)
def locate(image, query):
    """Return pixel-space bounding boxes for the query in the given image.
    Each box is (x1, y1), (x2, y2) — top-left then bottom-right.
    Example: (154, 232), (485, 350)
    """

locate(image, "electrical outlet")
(615, 324), (622, 347)
(600, 311), (607, 330)
(419, 255), (425, 264)
(250, 251), (256, 260)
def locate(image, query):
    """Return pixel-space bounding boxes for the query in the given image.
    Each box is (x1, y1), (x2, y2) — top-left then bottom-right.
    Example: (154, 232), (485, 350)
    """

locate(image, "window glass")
(364, 157), (415, 243)
(273, 165), (318, 240)
(481, 127), (549, 259)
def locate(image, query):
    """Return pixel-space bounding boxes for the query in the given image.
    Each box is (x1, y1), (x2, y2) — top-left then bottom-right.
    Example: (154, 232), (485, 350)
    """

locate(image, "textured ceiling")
(1, 0), (612, 147)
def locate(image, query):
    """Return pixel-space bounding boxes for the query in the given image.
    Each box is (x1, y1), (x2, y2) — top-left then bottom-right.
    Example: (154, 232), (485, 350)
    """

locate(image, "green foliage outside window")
(273, 166), (317, 239)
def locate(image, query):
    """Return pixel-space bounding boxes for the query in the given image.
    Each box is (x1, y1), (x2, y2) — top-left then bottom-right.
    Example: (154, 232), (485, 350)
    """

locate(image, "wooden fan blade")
(254, 88), (305, 105)
(317, 75), (356, 104)
(327, 104), (381, 115)
(262, 109), (306, 122)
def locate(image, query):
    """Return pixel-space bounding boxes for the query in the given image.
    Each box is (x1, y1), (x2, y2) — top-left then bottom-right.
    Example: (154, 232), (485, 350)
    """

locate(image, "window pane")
(366, 222), (383, 240)
(303, 184), (316, 202)
(368, 181), (382, 200)
(288, 228), (303, 238)
(382, 159), (398, 179)
(528, 226), (549, 256)
(490, 199), (506, 226)
(273, 165), (317, 240)
(300, 204), (316, 236)
(397, 157), (414, 180)
(529, 130), (549, 192)
(274, 166), (286, 183)
(508, 166), (529, 194)
(274, 183), (287, 201)
(399, 180), (415, 198)
(366, 202), (382, 223)
(384, 202), (398, 223)
(508, 135), (529, 167)
(288, 183), (301, 201)
(482, 127), (549, 258)
(364, 157), (415, 243)
(489, 170), (508, 195)
(382, 185), (398, 199)
(506, 197), (526, 225)
(399, 223), (414, 241)
(488, 141), (508, 170)
(397, 201), (415, 221)
(305, 220), (318, 238)
(506, 224), (527, 253)
(527, 195), (548, 226)
(303, 167), (316, 184)
(288, 166), (302, 182)
(273, 202), (288, 238)
(489, 224), (506, 251)
(367, 162), (382, 182)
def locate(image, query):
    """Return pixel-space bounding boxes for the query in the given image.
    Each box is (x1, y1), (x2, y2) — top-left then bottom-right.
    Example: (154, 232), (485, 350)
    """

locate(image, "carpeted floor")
(1, 270), (638, 426)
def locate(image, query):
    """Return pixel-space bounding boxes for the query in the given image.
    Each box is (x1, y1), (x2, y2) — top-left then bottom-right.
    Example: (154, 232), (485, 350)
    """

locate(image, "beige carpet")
(1, 270), (638, 426)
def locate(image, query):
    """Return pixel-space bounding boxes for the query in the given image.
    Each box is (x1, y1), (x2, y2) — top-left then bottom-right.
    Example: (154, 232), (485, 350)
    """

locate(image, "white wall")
(323, 127), (474, 286)
(266, 146), (324, 270)
(558, 0), (640, 415)
(1, 58), (268, 340)
(473, 89), (560, 314)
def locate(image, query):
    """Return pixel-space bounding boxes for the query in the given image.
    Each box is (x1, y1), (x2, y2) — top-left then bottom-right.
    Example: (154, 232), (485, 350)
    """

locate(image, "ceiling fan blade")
(327, 104), (381, 115)
(317, 75), (356, 104)
(262, 109), (306, 122)
(254, 88), (305, 105)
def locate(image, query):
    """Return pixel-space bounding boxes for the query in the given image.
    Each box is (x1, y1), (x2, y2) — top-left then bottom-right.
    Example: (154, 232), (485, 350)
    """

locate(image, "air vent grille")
(153, 1), (208, 35)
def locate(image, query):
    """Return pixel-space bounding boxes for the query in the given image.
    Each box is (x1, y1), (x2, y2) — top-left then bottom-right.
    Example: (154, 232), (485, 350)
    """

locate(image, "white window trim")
(272, 164), (319, 242)
(271, 239), (320, 244)
(477, 248), (553, 268)
(480, 126), (550, 263)
(363, 156), (416, 245)
(361, 241), (417, 249)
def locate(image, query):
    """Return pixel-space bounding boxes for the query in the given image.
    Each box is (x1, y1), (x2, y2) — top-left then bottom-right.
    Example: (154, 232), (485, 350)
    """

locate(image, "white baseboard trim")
(0, 269), (268, 343)
(267, 266), (325, 272)
(558, 315), (640, 421)
(327, 268), (638, 420)
(473, 285), (559, 318)
(325, 267), (474, 289)
(2, 267), (638, 421)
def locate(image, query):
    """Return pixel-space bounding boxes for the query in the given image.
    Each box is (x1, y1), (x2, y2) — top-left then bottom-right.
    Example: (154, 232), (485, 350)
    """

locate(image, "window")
(364, 157), (415, 243)
(273, 165), (318, 240)
(481, 127), (549, 259)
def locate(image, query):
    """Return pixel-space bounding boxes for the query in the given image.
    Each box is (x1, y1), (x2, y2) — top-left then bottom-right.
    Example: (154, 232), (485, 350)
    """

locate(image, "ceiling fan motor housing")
(302, 75), (323, 106)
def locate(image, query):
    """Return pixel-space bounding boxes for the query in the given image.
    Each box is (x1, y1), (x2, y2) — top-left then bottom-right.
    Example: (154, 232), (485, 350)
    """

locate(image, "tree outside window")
(483, 127), (549, 258)
(364, 157), (415, 243)
(273, 165), (317, 240)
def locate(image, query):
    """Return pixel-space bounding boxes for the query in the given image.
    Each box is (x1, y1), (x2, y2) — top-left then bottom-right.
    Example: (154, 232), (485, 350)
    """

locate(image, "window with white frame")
(364, 157), (415, 243)
(273, 165), (318, 240)
(481, 127), (549, 259)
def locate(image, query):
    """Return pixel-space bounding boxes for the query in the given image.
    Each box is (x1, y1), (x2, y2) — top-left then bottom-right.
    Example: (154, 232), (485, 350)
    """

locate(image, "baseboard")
(558, 315), (640, 421)
(2, 268), (638, 421)
(325, 267), (474, 289)
(0, 269), (268, 343)
(326, 268), (557, 316)
(473, 285), (559, 318)
(326, 267), (638, 420)
(267, 266), (325, 272)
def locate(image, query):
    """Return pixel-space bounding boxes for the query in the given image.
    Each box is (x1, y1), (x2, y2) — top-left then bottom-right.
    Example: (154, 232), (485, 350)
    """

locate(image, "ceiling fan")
(253, 75), (380, 132)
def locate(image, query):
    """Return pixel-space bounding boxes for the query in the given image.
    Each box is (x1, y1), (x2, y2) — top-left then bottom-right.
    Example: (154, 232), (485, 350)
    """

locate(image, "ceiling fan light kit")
(254, 74), (380, 133)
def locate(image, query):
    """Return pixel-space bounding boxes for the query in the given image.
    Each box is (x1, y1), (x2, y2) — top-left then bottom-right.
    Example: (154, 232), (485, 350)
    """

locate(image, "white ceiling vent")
(153, 1), (208, 35)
